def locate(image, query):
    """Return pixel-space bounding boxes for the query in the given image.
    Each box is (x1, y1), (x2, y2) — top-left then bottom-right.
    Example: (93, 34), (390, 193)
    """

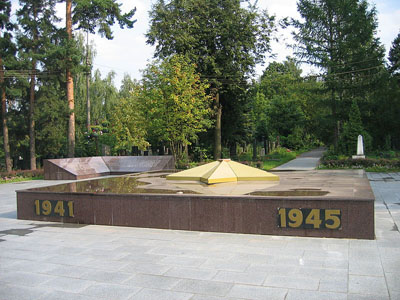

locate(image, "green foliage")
(253, 59), (322, 150)
(0, 169), (44, 183)
(389, 32), (400, 74)
(35, 79), (68, 158)
(292, 0), (385, 149)
(110, 89), (149, 154)
(147, 0), (276, 152)
(262, 148), (298, 170)
(147, 0), (275, 80)
(72, 0), (136, 39)
(139, 55), (213, 164)
(338, 100), (371, 155)
(320, 158), (400, 170)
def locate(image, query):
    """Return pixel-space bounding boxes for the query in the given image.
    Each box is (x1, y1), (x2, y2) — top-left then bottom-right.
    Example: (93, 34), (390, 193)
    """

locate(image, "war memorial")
(16, 154), (374, 240)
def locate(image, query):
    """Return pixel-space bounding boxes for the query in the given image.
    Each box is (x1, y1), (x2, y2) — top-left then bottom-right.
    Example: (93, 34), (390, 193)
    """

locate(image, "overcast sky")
(11, 0), (400, 88)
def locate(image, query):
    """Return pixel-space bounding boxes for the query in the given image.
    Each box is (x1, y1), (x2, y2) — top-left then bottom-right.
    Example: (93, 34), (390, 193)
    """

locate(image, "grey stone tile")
(322, 258), (348, 269)
(303, 249), (348, 260)
(347, 294), (389, 300)
(381, 258), (400, 273)
(349, 260), (384, 276)
(246, 263), (295, 276)
(81, 258), (130, 271)
(0, 283), (47, 300)
(212, 270), (266, 285)
(190, 295), (241, 300)
(121, 262), (171, 275)
(389, 291), (400, 300)
(39, 276), (95, 293)
(319, 277), (348, 293)
(227, 284), (287, 300)
(6, 260), (58, 273)
(295, 266), (348, 279)
(80, 269), (132, 284)
(385, 272), (400, 293)
(164, 267), (217, 280)
(123, 274), (181, 290)
(348, 275), (389, 296)
(128, 288), (192, 300)
(0, 271), (55, 287)
(199, 258), (250, 272)
(119, 253), (165, 263)
(43, 265), (91, 279)
(159, 256), (206, 267)
(39, 291), (100, 300)
(349, 248), (380, 259)
(81, 282), (141, 300)
(264, 274), (319, 290)
(234, 253), (275, 264)
(285, 289), (347, 300)
(45, 254), (93, 266)
(378, 247), (400, 260)
(172, 278), (233, 296)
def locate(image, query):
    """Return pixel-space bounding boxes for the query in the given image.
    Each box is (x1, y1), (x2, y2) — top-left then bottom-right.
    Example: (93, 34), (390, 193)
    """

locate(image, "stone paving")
(273, 148), (326, 171)
(0, 172), (399, 300)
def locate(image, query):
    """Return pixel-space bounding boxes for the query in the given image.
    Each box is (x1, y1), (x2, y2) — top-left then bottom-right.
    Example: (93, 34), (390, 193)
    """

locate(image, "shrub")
(0, 169), (44, 181)
(320, 158), (400, 169)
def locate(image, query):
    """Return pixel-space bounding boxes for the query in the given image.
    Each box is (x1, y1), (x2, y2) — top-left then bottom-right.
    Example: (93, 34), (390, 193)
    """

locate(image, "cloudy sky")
(11, 0), (400, 88)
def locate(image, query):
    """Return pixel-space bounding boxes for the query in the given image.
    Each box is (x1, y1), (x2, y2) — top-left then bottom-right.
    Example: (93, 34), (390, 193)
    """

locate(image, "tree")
(63, 0), (136, 157)
(16, 0), (59, 170)
(139, 55), (213, 165)
(339, 100), (371, 155)
(147, 0), (275, 159)
(389, 32), (400, 75)
(110, 87), (149, 155)
(0, 0), (16, 171)
(292, 0), (385, 150)
(254, 59), (324, 150)
(389, 32), (400, 74)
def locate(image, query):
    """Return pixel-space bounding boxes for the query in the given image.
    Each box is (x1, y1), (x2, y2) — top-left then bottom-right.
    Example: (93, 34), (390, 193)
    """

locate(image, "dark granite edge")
(16, 189), (375, 202)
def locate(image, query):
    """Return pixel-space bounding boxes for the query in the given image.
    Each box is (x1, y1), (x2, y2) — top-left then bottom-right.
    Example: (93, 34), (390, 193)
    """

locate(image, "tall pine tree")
(63, 0), (136, 157)
(16, 0), (60, 169)
(0, 1), (16, 171)
(292, 0), (384, 150)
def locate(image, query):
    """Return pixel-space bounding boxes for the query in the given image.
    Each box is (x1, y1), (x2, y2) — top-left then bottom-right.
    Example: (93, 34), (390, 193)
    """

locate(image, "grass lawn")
(237, 148), (305, 171)
(0, 175), (43, 184)
(0, 169), (44, 184)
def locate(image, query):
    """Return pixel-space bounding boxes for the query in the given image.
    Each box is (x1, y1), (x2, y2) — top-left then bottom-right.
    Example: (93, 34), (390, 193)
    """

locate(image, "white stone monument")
(352, 135), (365, 159)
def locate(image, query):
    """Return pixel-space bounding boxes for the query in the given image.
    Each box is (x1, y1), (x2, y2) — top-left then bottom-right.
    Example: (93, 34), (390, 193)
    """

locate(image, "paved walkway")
(272, 147), (326, 171)
(0, 172), (399, 299)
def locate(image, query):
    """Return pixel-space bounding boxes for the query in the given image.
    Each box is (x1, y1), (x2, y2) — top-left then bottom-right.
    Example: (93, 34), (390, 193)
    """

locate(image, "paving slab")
(272, 147), (325, 171)
(0, 170), (399, 299)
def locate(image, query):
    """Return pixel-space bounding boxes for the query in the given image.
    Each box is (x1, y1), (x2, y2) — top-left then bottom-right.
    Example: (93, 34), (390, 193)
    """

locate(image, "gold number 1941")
(34, 200), (74, 218)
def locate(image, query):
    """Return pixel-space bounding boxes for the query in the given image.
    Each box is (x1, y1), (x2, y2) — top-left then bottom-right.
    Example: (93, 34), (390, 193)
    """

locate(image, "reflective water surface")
(32, 176), (329, 196)
(249, 190), (329, 196)
(33, 176), (197, 194)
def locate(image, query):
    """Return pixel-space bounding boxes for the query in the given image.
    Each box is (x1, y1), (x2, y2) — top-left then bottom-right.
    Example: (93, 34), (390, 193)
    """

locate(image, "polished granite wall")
(43, 156), (175, 180)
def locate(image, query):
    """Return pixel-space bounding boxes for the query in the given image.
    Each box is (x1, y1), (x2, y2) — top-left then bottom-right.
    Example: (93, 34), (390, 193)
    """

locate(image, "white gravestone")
(352, 135), (365, 159)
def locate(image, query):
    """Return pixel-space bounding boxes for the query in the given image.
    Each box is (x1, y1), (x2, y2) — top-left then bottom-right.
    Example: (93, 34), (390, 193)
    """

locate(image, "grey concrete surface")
(272, 147), (326, 171)
(0, 171), (399, 299)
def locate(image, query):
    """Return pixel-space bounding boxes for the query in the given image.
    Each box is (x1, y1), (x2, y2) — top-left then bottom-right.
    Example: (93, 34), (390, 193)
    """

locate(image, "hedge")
(320, 158), (400, 169)
(0, 169), (44, 180)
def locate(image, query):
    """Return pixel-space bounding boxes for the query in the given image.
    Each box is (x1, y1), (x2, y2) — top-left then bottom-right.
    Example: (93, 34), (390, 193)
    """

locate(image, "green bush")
(0, 169), (44, 182)
(320, 158), (400, 169)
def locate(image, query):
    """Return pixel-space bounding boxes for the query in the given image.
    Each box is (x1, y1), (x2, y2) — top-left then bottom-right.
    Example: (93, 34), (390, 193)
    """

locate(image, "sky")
(11, 0), (400, 88)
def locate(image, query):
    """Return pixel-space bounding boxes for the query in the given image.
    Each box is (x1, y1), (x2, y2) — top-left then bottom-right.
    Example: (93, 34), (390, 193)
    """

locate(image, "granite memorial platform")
(43, 156), (175, 180)
(17, 169), (375, 239)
